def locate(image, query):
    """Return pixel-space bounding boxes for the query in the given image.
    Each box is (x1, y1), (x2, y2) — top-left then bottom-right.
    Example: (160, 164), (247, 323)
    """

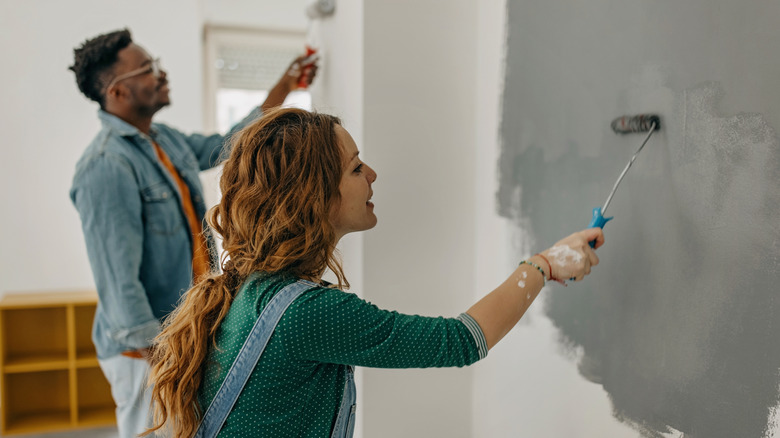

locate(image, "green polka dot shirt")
(198, 272), (488, 437)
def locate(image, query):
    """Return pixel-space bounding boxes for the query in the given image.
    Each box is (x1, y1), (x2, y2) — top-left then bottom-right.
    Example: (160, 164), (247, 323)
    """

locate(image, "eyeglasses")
(105, 58), (162, 91)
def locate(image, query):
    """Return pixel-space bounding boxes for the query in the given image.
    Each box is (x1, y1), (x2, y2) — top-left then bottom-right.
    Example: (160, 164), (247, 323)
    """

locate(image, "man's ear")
(107, 84), (121, 100)
(104, 83), (126, 106)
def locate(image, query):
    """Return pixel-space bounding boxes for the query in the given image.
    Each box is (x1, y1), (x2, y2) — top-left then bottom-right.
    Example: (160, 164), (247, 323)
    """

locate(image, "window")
(203, 26), (312, 134)
(202, 26), (312, 259)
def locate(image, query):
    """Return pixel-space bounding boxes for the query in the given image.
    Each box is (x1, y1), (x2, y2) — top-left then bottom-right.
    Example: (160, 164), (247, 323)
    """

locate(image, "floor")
(17, 427), (118, 438)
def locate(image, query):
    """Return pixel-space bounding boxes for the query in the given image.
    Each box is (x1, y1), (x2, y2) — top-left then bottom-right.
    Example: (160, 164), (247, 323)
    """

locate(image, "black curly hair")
(69, 29), (133, 109)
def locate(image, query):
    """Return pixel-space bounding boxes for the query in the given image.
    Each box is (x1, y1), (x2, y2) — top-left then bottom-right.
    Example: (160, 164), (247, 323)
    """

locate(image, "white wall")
(201, 0), (309, 30)
(0, 1), (510, 436)
(0, 0), (316, 294)
(360, 1), (478, 436)
(0, 0), (204, 294)
(5, 2), (778, 437)
(0, 0), (326, 284)
(307, 2), (365, 436)
(310, 0), (365, 299)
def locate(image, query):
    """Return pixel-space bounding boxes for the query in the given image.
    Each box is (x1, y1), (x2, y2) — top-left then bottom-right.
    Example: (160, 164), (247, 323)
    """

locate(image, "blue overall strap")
(194, 279), (315, 438)
(330, 366), (357, 438)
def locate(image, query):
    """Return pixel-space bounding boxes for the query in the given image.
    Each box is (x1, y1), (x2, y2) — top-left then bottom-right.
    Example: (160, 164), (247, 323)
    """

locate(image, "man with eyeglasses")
(68, 28), (316, 438)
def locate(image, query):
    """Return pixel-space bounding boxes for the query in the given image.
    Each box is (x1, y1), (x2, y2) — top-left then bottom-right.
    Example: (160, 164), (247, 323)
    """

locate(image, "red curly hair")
(145, 107), (347, 437)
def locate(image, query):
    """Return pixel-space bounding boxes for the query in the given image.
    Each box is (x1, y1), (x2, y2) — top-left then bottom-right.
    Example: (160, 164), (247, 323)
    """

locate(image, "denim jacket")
(71, 109), (261, 359)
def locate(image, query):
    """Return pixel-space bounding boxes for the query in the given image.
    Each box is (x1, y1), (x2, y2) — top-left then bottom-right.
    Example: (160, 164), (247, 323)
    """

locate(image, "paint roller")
(587, 114), (661, 247)
(300, 0), (333, 89)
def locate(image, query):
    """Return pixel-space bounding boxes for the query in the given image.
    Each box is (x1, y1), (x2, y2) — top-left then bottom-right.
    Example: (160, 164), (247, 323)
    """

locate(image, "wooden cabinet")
(0, 291), (115, 435)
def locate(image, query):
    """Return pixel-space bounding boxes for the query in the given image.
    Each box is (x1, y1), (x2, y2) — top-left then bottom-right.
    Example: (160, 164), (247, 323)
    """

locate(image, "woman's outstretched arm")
(466, 228), (604, 349)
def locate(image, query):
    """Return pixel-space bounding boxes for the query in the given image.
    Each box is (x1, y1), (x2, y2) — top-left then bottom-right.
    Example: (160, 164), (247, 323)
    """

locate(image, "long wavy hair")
(145, 107), (347, 437)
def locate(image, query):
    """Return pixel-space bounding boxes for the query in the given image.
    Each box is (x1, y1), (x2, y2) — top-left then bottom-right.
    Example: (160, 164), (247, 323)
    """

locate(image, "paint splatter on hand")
(541, 228), (603, 282)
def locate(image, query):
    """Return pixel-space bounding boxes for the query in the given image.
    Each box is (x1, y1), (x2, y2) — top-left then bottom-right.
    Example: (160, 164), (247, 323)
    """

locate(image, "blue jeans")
(98, 354), (152, 438)
(331, 366), (356, 438)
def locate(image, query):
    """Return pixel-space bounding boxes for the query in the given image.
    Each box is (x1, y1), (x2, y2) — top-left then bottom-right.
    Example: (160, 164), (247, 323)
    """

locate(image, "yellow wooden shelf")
(78, 406), (117, 426)
(3, 355), (71, 373)
(3, 410), (72, 435)
(75, 356), (101, 368)
(0, 290), (116, 435)
(2, 408), (117, 435)
(0, 290), (100, 309)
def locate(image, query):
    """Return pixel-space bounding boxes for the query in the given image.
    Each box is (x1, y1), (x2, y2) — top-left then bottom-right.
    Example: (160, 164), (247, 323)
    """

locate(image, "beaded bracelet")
(518, 260), (546, 286)
(535, 253), (553, 281)
(535, 253), (566, 286)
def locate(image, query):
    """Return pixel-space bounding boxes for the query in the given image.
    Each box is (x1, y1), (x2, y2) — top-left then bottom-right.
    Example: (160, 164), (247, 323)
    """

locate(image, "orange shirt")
(152, 142), (210, 281)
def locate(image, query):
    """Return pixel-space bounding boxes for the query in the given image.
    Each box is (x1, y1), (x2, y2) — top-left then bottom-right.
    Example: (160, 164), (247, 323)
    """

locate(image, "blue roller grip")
(587, 207), (613, 248)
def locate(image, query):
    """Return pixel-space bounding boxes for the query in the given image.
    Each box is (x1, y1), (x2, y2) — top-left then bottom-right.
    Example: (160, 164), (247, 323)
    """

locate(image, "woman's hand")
(539, 228), (604, 282)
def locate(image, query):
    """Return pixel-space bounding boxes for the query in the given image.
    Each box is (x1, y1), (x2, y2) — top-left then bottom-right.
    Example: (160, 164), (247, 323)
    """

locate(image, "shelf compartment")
(2, 410), (72, 435)
(76, 367), (116, 427)
(78, 406), (116, 427)
(2, 370), (72, 435)
(2, 307), (69, 366)
(74, 304), (96, 360)
(0, 291), (108, 436)
(3, 353), (70, 373)
(75, 356), (100, 368)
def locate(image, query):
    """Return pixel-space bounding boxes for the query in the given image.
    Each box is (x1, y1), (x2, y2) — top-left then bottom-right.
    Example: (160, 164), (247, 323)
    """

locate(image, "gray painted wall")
(499, 1), (780, 437)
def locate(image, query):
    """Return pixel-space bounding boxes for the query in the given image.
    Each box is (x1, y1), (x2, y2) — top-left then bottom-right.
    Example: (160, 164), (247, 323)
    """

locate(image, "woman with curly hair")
(146, 107), (604, 437)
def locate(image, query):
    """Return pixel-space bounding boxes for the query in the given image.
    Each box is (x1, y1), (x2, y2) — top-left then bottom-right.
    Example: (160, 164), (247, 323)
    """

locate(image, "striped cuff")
(457, 313), (488, 360)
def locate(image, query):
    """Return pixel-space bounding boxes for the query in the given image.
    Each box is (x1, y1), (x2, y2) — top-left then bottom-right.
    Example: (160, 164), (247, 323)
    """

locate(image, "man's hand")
(262, 54), (320, 111)
(283, 53), (319, 92)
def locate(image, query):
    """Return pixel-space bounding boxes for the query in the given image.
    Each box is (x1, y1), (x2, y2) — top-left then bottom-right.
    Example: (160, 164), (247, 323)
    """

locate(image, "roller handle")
(563, 207), (612, 281)
(587, 207), (613, 248)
